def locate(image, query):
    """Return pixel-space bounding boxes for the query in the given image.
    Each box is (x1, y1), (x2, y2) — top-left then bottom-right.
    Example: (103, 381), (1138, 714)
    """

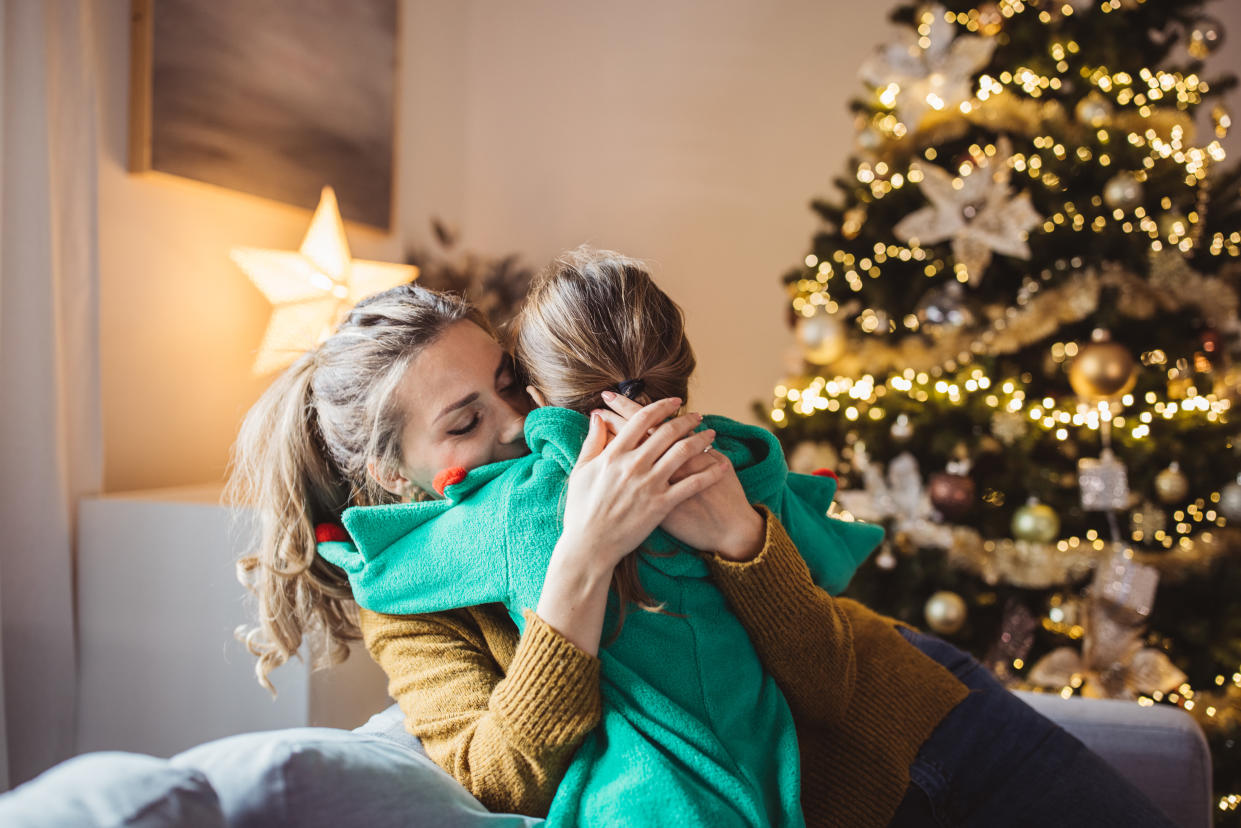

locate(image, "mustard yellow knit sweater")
(359, 509), (969, 827)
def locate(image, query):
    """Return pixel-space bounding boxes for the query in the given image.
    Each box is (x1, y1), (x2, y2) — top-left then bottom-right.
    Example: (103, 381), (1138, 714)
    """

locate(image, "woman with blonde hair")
(230, 249), (1175, 827)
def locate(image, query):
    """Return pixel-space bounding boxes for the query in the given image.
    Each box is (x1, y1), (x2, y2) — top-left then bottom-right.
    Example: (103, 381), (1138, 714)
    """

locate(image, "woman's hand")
(595, 393), (765, 562)
(536, 397), (726, 655)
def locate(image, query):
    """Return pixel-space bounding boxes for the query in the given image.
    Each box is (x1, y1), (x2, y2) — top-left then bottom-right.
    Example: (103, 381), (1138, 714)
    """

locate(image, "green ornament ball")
(1011, 500), (1060, 543)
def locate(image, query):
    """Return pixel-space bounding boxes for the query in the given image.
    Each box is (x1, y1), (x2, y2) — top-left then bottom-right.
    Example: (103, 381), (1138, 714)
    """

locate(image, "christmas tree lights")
(767, 0), (1241, 816)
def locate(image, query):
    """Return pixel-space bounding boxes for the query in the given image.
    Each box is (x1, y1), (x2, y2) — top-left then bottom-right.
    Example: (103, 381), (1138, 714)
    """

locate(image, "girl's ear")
(367, 458), (414, 499)
(526, 385), (549, 408)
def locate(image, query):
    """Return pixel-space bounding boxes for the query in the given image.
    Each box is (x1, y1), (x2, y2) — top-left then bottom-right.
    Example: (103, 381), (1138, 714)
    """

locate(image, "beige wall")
(97, 0), (1241, 492)
(449, 0), (906, 422)
(95, 1), (464, 491)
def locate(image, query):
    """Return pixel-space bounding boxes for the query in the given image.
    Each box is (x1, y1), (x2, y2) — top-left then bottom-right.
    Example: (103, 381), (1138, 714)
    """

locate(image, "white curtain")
(0, 0), (101, 788)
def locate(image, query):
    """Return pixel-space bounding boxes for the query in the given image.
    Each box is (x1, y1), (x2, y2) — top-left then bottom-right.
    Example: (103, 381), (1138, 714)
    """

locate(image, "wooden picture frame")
(129, 0), (398, 229)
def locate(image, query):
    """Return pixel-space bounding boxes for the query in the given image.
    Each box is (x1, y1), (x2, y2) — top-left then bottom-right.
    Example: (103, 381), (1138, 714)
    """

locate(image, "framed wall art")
(129, 0), (398, 229)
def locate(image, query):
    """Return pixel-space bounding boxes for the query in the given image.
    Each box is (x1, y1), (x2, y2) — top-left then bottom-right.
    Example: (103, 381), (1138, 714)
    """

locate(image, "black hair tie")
(616, 379), (645, 400)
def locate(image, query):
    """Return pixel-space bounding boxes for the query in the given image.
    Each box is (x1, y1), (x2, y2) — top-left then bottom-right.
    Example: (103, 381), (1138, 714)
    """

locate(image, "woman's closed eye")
(447, 413), (481, 436)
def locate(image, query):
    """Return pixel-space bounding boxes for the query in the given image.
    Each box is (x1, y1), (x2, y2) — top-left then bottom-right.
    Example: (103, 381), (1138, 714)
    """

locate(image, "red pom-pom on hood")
(315, 523), (349, 543)
(432, 466), (468, 496)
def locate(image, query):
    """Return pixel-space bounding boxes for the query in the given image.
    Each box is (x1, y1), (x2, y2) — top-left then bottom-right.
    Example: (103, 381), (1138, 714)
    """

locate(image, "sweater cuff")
(706, 507), (820, 625)
(490, 609), (603, 750)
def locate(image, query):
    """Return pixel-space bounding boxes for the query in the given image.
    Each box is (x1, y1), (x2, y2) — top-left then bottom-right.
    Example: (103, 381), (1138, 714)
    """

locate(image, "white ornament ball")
(890, 413), (914, 442)
(1218, 476), (1241, 522)
(875, 544), (898, 570)
(1154, 462), (1189, 504)
(1074, 94), (1112, 127)
(924, 591), (968, 636)
(1103, 172), (1143, 210)
(797, 312), (848, 366)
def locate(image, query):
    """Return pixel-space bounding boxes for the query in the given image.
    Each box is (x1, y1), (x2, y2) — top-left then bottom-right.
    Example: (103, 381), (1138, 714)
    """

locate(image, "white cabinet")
(76, 485), (390, 758)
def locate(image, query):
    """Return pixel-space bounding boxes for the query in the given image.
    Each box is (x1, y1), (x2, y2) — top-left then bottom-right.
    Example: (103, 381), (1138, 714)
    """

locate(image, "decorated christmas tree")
(765, 0), (1241, 817)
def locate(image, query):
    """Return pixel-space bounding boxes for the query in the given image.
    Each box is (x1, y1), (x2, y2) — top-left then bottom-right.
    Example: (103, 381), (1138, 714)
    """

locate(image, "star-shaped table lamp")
(232, 186), (417, 374)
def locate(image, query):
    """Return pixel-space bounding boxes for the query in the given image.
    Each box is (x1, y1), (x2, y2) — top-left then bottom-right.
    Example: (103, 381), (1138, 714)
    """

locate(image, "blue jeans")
(888, 627), (1178, 828)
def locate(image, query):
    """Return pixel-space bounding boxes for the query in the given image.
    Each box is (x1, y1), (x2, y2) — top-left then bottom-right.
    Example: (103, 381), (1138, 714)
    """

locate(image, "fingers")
(631, 411), (705, 468)
(650, 428), (716, 482)
(575, 411), (609, 468)
(663, 451), (728, 504)
(667, 446), (716, 484)
(592, 408), (627, 437)
(600, 390), (644, 420)
(606, 397), (683, 454)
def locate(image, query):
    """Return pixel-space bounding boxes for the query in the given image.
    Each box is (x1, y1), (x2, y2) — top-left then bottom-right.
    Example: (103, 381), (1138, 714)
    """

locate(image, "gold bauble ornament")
(1011, 498), (1060, 543)
(924, 591), (968, 635)
(1068, 329), (1137, 401)
(1154, 461), (1189, 504)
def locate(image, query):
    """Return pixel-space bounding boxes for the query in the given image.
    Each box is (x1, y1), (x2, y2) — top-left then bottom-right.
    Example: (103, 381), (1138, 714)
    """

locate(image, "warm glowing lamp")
(232, 187), (417, 374)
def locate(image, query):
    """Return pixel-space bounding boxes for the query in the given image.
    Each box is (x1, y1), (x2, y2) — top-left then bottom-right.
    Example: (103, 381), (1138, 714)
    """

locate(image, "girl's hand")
(536, 397), (726, 655)
(595, 393), (765, 561)
(557, 397), (725, 570)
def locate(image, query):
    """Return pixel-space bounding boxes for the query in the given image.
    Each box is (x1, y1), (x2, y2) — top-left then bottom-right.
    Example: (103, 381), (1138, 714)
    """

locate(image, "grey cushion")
(173, 727), (540, 828)
(358, 699), (1214, 828)
(1015, 690), (1212, 828)
(354, 703), (425, 751)
(0, 751), (222, 827)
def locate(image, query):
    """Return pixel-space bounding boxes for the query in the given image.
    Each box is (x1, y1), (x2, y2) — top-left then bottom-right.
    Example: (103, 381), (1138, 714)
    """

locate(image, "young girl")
(317, 247), (885, 826)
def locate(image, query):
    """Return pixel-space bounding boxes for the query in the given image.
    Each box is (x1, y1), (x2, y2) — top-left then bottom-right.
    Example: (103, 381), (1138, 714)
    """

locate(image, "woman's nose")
(499, 401), (526, 445)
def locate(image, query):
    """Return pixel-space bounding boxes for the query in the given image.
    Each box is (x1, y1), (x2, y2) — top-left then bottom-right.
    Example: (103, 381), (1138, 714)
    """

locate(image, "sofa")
(0, 693), (1213, 827)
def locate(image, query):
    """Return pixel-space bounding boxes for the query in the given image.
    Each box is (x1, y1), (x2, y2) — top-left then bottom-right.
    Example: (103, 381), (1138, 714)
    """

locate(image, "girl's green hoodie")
(320, 407), (882, 827)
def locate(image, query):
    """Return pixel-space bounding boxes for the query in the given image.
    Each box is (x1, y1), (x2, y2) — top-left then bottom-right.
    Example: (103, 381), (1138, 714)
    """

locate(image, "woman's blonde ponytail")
(228, 285), (489, 692)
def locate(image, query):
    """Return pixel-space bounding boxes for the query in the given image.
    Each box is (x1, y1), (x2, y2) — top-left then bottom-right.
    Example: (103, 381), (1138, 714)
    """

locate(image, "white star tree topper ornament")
(858, 3), (996, 130)
(893, 137), (1042, 285)
(232, 187), (418, 375)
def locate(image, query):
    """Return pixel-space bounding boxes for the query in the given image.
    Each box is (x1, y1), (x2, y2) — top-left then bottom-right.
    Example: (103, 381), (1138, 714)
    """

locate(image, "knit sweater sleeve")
(358, 606), (602, 818)
(704, 506), (856, 730)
